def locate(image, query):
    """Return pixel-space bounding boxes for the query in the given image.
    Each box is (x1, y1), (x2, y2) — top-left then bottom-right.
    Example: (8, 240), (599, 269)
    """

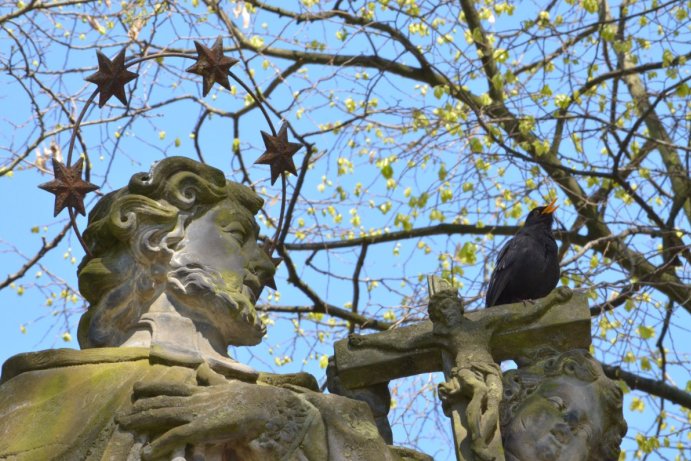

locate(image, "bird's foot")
(521, 299), (536, 308)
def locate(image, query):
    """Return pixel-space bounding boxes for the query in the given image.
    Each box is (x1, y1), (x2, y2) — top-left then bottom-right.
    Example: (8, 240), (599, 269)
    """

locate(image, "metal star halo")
(85, 48), (138, 107)
(255, 123), (302, 185)
(38, 157), (99, 217)
(185, 36), (238, 96)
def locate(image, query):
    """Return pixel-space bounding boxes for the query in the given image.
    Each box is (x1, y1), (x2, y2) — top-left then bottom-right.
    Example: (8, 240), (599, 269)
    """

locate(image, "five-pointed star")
(255, 123), (302, 185)
(38, 157), (99, 217)
(85, 48), (138, 107)
(185, 36), (238, 96)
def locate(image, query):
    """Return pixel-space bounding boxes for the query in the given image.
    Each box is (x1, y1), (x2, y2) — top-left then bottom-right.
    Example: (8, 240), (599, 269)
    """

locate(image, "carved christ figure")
(349, 286), (575, 460)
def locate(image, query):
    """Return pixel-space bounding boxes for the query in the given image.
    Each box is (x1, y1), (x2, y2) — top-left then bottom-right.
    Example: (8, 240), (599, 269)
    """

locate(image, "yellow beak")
(541, 197), (558, 215)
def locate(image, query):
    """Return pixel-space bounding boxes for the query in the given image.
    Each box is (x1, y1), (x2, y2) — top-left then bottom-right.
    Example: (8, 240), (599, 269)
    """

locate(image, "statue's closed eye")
(221, 222), (247, 242)
(546, 395), (566, 411)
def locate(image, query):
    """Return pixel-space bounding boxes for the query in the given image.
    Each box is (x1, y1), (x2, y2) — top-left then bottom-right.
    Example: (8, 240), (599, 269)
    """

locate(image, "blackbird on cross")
(485, 198), (560, 308)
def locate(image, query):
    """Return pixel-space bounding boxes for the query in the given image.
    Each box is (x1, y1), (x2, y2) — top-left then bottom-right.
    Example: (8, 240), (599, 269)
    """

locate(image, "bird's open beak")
(541, 197), (559, 214)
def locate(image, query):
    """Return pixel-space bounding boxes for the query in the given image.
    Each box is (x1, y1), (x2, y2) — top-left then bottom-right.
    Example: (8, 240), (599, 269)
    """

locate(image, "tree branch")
(603, 364), (691, 410)
(283, 223), (589, 251)
(0, 222), (70, 291)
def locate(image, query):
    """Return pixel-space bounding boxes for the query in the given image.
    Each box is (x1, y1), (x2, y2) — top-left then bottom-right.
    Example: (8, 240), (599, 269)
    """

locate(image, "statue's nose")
(252, 243), (277, 285)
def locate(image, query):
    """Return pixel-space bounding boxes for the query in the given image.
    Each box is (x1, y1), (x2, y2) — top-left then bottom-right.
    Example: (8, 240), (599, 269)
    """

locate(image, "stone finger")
(141, 424), (203, 461)
(116, 407), (194, 432)
(130, 394), (196, 412)
(132, 381), (197, 400)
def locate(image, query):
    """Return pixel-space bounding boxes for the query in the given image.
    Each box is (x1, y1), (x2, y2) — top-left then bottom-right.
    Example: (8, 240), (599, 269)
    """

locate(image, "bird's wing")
(485, 234), (538, 307)
(485, 237), (517, 307)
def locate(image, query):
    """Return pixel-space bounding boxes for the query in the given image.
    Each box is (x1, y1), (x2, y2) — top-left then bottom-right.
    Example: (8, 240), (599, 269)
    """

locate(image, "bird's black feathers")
(485, 203), (560, 308)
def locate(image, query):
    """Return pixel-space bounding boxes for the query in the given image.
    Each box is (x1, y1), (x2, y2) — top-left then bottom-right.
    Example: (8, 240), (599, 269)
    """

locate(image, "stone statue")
(347, 285), (576, 461)
(500, 349), (628, 461)
(0, 157), (427, 461)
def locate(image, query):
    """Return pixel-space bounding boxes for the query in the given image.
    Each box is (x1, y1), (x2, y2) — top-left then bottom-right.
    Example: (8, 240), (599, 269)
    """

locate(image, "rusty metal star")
(85, 48), (138, 108)
(38, 157), (99, 217)
(255, 123), (302, 185)
(185, 36), (238, 97)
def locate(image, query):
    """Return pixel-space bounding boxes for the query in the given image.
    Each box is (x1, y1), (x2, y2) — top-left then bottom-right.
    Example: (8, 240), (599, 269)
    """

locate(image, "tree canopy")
(1, 0), (689, 459)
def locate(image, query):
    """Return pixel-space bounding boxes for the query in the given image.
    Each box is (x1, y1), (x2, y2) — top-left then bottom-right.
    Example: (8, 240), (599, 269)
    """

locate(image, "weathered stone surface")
(0, 157), (420, 461)
(327, 356), (394, 444)
(0, 347), (188, 461)
(1, 347), (405, 461)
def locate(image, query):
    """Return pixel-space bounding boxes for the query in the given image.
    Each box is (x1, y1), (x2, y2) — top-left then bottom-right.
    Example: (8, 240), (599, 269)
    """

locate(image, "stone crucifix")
(333, 277), (591, 461)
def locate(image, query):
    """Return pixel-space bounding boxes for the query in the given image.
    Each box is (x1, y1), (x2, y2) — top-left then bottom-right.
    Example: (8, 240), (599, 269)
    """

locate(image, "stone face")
(76, 156), (274, 356)
(0, 157), (417, 461)
(500, 349), (628, 461)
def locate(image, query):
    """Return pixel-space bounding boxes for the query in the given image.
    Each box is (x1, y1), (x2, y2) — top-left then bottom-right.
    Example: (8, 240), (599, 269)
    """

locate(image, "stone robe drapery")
(0, 347), (418, 461)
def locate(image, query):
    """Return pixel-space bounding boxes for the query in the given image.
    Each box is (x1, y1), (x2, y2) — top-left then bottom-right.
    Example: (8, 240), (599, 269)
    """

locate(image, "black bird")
(485, 198), (560, 308)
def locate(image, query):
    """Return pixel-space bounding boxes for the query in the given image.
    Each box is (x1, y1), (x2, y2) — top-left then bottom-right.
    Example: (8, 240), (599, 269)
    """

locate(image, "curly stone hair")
(77, 157), (263, 349)
(500, 349), (627, 461)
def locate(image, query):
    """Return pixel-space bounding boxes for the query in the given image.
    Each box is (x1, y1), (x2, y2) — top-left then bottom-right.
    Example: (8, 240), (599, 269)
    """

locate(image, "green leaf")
(438, 163), (447, 180)
(582, 0), (598, 13)
(470, 137), (483, 153)
(629, 397), (645, 412)
(637, 325), (655, 340)
(455, 242), (477, 265)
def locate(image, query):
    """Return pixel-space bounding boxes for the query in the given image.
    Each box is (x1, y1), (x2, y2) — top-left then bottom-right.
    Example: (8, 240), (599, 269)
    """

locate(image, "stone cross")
(333, 278), (591, 461)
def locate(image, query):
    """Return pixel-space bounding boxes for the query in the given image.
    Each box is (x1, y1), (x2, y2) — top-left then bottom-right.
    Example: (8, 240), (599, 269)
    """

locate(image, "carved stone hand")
(348, 333), (367, 347)
(117, 380), (319, 461)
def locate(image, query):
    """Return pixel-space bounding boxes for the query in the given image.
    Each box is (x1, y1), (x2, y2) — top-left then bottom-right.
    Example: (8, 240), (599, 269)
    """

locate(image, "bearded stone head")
(77, 157), (275, 350)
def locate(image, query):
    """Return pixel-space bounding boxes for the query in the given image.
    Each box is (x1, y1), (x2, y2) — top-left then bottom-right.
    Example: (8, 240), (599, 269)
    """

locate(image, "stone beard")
(167, 263), (264, 337)
(165, 202), (269, 347)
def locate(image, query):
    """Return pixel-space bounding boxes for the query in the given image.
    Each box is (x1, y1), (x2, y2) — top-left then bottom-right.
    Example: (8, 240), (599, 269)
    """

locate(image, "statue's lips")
(536, 433), (562, 461)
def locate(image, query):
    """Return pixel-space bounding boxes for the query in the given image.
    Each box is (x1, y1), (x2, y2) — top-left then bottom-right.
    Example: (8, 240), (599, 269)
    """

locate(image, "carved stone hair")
(500, 349), (627, 461)
(77, 157), (263, 349)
